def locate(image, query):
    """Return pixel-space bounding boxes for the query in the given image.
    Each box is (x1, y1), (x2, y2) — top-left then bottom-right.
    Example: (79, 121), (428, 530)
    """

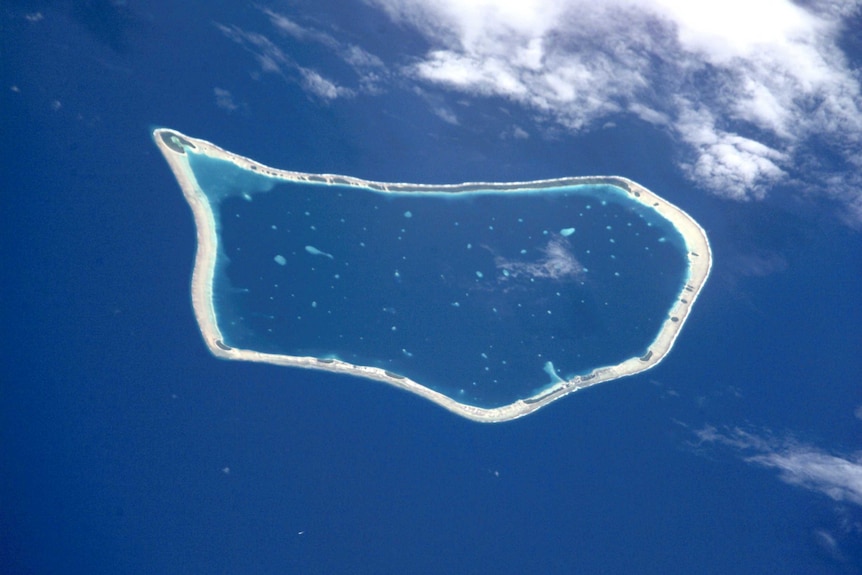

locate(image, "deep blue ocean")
(2, 2), (860, 574)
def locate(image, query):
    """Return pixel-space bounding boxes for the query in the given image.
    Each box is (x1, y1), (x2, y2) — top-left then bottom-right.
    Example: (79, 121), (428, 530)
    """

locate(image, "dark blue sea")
(3, 2), (860, 574)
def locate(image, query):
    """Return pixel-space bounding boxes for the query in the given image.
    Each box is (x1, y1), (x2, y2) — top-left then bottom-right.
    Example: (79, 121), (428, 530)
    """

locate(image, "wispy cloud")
(213, 87), (238, 111)
(300, 68), (354, 100)
(695, 425), (862, 506)
(494, 235), (585, 281)
(259, 7), (335, 46)
(214, 21), (354, 101)
(366, 0), (862, 223)
(256, 6), (389, 95)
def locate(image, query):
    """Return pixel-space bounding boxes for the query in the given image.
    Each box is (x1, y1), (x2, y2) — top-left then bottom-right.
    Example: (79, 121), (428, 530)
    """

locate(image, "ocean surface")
(2, 2), (861, 574)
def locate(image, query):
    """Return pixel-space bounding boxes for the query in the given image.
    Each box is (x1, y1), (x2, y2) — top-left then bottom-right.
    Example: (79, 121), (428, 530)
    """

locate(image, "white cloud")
(215, 1), (862, 221)
(432, 105), (459, 125)
(300, 68), (354, 100)
(750, 450), (862, 506)
(696, 426), (862, 506)
(646, 0), (822, 62)
(214, 22), (355, 101)
(494, 236), (585, 281)
(214, 22), (294, 76)
(258, 8), (389, 95)
(675, 102), (790, 199)
(262, 9), (310, 40)
(365, 0), (862, 220)
(213, 87), (238, 111)
(343, 45), (385, 70)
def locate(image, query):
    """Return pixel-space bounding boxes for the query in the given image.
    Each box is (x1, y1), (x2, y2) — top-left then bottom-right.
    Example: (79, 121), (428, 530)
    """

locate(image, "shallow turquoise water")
(189, 152), (689, 407)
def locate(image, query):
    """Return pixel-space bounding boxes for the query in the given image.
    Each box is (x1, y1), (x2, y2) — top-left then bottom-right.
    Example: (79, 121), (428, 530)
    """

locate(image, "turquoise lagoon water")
(188, 152), (688, 408)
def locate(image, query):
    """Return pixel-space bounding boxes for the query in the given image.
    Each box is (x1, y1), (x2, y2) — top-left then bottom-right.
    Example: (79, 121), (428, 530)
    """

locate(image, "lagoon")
(154, 128), (711, 421)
